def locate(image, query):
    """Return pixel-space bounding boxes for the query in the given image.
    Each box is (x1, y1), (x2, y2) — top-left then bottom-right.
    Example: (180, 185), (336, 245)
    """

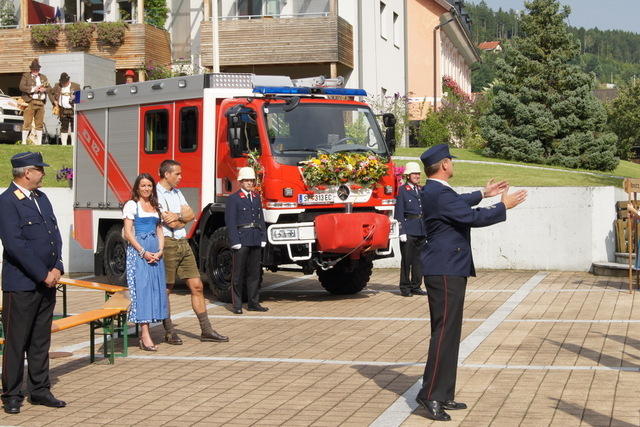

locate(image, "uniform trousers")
(231, 245), (262, 309)
(418, 275), (467, 402)
(1, 287), (56, 401)
(22, 101), (45, 131)
(399, 235), (425, 293)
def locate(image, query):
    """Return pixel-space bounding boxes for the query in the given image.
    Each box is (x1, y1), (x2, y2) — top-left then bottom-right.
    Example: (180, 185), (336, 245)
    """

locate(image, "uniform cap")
(29, 59), (41, 70)
(237, 167), (256, 181)
(404, 161), (421, 175)
(11, 152), (49, 168)
(125, 69), (135, 77)
(420, 144), (456, 168)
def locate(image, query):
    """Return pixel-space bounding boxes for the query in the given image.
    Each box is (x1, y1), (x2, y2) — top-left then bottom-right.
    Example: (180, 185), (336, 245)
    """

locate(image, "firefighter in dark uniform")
(415, 144), (526, 421)
(394, 161), (427, 297)
(0, 152), (66, 414)
(225, 167), (268, 314)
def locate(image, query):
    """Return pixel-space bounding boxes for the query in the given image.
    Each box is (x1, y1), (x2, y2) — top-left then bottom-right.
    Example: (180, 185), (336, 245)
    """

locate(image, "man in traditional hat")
(0, 152), (66, 414)
(19, 59), (50, 145)
(124, 69), (136, 84)
(394, 161), (428, 297)
(49, 72), (80, 146)
(225, 167), (268, 314)
(415, 144), (527, 421)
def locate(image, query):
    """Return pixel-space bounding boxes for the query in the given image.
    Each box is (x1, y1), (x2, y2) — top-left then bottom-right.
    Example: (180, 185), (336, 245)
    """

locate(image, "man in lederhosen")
(225, 167), (268, 314)
(49, 72), (80, 146)
(0, 152), (66, 414)
(19, 59), (50, 145)
(394, 161), (427, 297)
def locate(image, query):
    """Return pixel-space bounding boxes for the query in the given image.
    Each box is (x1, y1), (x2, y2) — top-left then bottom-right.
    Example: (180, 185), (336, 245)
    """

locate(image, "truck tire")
(205, 227), (236, 303)
(317, 257), (373, 295)
(104, 224), (127, 285)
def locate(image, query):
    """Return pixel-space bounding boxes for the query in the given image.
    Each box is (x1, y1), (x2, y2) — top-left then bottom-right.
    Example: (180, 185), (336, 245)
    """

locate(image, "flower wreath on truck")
(301, 152), (388, 190)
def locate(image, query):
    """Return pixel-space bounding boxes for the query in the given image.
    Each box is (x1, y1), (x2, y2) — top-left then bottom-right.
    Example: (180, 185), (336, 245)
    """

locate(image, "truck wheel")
(206, 227), (235, 303)
(104, 225), (126, 285)
(317, 257), (373, 295)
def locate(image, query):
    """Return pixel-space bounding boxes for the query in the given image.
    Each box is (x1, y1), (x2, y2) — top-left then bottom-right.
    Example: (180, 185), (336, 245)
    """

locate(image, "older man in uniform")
(415, 144), (526, 421)
(394, 161), (427, 297)
(225, 167), (268, 314)
(19, 59), (50, 145)
(0, 152), (66, 414)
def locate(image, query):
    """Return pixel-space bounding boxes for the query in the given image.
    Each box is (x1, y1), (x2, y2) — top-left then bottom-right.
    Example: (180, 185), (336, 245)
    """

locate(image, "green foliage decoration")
(31, 24), (61, 48)
(64, 22), (94, 49)
(144, 0), (169, 28)
(608, 83), (640, 160)
(301, 153), (389, 189)
(480, 0), (619, 171)
(96, 22), (127, 47)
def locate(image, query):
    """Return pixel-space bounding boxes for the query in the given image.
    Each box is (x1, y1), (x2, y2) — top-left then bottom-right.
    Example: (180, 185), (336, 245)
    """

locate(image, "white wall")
(0, 186), (627, 275)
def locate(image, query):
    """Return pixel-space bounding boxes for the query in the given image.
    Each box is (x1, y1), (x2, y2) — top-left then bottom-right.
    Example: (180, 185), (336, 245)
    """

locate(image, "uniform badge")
(239, 192), (246, 199)
(405, 185), (411, 190)
(13, 189), (25, 200)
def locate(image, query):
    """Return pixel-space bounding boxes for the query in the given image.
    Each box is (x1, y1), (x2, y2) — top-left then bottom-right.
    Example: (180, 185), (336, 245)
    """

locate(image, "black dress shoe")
(247, 304), (269, 312)
(400, 291), (413, 297)
(232, 308), (243, 314)
(415, 396), (451, 421)
(164, 331), (183, 345)
(201, 330), (229, 342)
(411, 289), (428, 296)
(3, 398), (21, 414)
(442, 400), (467, 410)
(29, 393), (66, 408)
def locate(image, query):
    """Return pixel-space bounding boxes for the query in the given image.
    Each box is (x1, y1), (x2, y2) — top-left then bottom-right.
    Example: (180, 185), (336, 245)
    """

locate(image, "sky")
(467, 0), (640, 33)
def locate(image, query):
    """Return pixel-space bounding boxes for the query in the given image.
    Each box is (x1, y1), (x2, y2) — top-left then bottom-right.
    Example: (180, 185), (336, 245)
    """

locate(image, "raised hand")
(483, 178), (509, 198)
(501, 186), (527, 209)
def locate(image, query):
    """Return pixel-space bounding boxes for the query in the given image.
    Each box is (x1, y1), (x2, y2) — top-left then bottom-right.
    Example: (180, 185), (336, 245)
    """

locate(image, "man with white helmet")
(225, 167), (268, 314)
(394, 161), (427, 297)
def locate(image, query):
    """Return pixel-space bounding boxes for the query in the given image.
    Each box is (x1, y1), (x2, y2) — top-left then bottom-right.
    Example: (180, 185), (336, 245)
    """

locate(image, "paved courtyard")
(2, 269), (640, 426)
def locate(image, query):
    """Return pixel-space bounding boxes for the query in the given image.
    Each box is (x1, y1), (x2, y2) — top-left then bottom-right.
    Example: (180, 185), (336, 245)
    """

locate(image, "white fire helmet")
(404, 161), (422, 176)
(237, 167), (256, 181)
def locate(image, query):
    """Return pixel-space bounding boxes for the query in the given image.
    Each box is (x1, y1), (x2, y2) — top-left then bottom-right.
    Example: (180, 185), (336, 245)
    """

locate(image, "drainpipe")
(433, 16), (455, 110)
(402, 0), (408, 146)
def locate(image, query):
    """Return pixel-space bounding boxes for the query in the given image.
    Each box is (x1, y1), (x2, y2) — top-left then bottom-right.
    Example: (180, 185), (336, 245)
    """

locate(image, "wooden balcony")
(201, 16), (353, 69)
(0, 23), (171, 73)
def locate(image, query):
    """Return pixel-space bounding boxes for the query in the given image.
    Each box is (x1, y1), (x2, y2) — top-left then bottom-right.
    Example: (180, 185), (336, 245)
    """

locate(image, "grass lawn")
(0, 145), (73, 188)
(395, 147), (640, 187)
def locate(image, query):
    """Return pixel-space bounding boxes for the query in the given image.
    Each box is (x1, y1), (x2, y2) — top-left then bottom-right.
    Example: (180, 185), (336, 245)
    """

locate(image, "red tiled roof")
(478, 41), (501, 50)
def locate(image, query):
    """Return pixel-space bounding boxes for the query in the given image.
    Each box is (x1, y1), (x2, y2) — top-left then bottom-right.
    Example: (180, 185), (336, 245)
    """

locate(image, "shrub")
(417, 110), (450, 147)
(64, 22), (94, 49)
(31, 24), (61, 47)
(0, 0), (18, 27)
(96, 22), (127, 47)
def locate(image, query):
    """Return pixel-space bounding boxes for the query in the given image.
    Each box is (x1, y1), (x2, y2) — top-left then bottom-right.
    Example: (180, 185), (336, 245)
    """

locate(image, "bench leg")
(107, 317), (115, 364)
(90, 321), (96, 363)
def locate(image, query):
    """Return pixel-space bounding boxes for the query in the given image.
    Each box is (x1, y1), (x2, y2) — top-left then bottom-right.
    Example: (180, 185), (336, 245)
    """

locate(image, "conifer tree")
(480, 0), (619, 171)
(608, 83), (640, 159)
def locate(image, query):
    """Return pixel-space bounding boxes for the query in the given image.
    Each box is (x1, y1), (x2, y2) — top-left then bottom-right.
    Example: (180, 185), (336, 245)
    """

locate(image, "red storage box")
(314, 213), (391, 254)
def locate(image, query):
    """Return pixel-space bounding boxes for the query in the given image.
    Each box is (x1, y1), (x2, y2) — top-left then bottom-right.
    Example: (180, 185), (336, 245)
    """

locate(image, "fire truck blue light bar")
(253, 86), (311, 95)
(322, 88), (367, 96)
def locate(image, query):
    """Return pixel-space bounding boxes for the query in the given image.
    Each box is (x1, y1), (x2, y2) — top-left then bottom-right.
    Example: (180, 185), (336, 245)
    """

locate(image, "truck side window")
(227, 107), (260, 157)
(144, 109), (169, 153)
(179, 106), (198, 152)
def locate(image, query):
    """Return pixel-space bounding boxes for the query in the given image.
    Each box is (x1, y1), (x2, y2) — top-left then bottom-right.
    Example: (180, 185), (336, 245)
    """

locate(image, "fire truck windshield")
(264, 103), (388, 165)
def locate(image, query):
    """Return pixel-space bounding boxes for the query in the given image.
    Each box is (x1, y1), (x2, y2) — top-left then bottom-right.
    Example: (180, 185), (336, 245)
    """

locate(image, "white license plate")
(298, 193), (334, 205)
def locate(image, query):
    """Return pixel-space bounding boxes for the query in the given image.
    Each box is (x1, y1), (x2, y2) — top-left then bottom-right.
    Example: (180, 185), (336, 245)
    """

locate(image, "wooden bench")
(56, 278), (127, 318)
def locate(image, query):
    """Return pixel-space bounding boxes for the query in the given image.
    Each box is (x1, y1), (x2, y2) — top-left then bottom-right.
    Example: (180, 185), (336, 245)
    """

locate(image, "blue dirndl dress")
(125, 204), (168, 323)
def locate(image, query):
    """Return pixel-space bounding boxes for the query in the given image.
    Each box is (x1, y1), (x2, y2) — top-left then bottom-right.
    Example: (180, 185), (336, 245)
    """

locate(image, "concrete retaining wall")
(0, 186), (629, 274)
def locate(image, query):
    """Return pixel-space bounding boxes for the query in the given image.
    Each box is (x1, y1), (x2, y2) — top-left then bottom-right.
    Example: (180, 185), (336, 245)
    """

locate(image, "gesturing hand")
(501, 186), (527, 209)
(483, 178), (509, 198)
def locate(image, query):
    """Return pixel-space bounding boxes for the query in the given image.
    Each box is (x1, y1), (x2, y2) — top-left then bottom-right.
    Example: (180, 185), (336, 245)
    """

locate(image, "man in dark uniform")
(394, 161), (427, 297)
(225, 167), (268, 314)
(415, 144), (526, 421)
(0, 152), (66, 414)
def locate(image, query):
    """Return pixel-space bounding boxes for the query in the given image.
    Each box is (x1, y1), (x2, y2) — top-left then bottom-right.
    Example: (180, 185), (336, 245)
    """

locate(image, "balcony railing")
(0, 23), (171, 73)
(200, 15), (353, 69)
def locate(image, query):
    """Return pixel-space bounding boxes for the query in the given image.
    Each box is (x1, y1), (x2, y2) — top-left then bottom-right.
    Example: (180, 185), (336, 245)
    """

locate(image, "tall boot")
(60, 132), (68, 146)
(21, 130), (30, 145)
(34, 130), (43, 145)
(162, 295), (182, 345)
(197, 311), (229, 342)
(69, 132), (76, 146)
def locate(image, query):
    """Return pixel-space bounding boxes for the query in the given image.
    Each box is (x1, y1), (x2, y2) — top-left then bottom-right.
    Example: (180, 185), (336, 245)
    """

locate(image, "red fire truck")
(73, 73), (399, 301)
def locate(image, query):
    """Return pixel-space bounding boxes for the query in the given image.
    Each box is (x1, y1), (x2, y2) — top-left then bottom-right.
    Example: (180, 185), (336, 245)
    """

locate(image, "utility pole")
(212, 0), (220, 73)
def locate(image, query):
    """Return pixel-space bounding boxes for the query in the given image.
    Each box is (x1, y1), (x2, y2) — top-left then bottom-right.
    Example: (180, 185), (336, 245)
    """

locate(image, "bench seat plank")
(58, 278), (127, 293)
(51, 308), (123, 332)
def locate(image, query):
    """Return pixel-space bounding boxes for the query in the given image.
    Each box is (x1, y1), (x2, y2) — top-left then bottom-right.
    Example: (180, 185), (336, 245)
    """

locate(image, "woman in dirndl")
(123, 173), (168, 351)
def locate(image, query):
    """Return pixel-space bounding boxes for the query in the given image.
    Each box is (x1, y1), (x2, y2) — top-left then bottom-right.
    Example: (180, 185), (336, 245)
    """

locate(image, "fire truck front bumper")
(267, 218), (399, 262)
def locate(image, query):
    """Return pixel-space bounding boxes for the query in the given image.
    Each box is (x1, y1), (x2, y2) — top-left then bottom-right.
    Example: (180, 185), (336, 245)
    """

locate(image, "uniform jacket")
(394, 182), (426, 237)
(0, 182), (64, 291)
(225, 189), (267, 247)
(48, 82), (81, 106)
(420, 180), (506, 277)
(19, 72), (50, 104)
